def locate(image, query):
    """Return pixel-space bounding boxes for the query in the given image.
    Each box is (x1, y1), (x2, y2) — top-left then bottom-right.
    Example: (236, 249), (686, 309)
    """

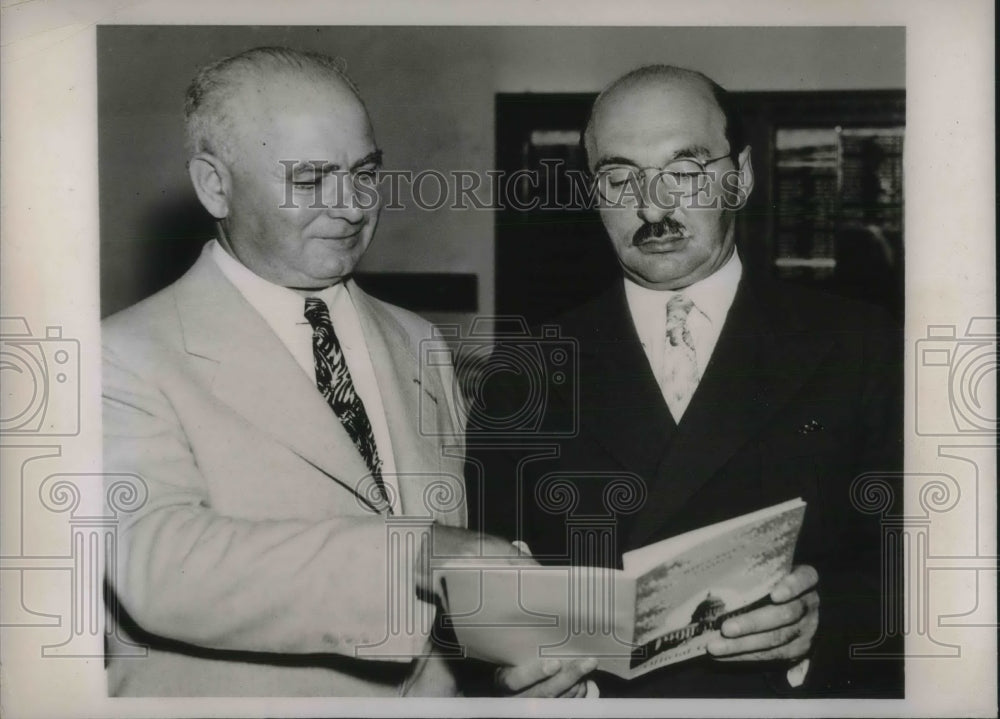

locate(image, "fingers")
(418, 527), (539, 600)
(709, 620), (803, 658)
(720, 596), (808, 638)
(558, 680), (589, 698)
(429, 525), (509, 557)
(770, 564), (819, 602)
(430, 526), (537, 563)
(709, 631), (815, 663)
(496, 658), (598, 697)
(523, 658), (597, 698)
(496, 658), (560, 692)
(708, 590), (820, 662)
(802, 587), (820, 611)
(511, 540), (533, 556)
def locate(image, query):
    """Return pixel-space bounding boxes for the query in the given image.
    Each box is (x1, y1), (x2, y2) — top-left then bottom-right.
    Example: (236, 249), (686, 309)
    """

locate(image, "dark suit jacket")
(466, 273), (903, 697)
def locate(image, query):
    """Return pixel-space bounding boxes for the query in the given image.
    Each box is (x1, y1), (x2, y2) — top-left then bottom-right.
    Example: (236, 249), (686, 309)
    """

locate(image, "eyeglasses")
(593, 153), (734, 206)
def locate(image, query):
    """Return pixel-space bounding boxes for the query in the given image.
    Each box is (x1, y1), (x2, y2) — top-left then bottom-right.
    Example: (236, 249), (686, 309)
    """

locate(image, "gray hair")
(183, 46), (363, 164)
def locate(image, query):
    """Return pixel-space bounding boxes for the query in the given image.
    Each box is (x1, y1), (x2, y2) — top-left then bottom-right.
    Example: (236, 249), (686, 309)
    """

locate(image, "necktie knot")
(665, 294), (695, 347)
(304, 296), (332, 330)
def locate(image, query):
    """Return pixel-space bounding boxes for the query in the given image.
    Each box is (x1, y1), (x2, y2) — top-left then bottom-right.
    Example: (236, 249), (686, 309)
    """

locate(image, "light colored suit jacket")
(102, 246), (467, 696)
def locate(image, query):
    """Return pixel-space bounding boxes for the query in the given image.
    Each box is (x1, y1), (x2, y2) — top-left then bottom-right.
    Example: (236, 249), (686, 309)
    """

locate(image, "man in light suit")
(470, 65), (902, 697)
(103, 46), (596, 697)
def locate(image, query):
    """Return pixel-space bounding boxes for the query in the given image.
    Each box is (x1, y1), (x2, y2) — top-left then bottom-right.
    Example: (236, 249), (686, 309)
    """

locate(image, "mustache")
(632, 218), (685, 245)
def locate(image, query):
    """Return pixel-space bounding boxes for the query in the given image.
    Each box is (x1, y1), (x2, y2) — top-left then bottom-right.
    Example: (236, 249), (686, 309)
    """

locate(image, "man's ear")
(188, 152), (232, 219)
(734, 146), (755, 205)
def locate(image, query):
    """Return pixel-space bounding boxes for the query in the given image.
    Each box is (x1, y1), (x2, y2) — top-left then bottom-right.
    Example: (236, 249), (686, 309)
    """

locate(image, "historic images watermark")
(418, 317), (579, 441)
(1, 316), (995, 669)
(0, 318), (81, 437)
(915, 317), (997, 436)
(275, 160), (751, 214)
(394, 315), (998, 664)
(0, 317), (147, 658)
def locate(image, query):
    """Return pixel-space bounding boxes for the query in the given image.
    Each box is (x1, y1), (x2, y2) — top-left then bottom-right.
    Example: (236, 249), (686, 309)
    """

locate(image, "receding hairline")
(183, 46), (368, 162)
(583, 65), (736, 166)
(225, 68), (367, 123)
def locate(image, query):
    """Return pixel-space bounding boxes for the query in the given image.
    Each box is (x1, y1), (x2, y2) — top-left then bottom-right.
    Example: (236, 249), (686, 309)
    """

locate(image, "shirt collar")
(209, 239), (348, 324)
(623, 249), (743, 328)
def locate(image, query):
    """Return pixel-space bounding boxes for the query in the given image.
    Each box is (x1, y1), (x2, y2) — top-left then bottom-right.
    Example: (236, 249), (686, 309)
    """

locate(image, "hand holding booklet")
(439, 498), (806, 679)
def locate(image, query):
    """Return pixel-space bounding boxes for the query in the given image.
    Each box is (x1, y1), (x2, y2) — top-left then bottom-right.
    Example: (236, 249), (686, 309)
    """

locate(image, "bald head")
(583, 64), (755, 291)
(184, 46), (367, 167)
(583, 65), (744, 170)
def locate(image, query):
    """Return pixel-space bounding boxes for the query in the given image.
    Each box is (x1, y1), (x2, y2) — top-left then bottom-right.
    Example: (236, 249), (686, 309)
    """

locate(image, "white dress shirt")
(210, 240), (400, 513)
(624, 249), (742, 423)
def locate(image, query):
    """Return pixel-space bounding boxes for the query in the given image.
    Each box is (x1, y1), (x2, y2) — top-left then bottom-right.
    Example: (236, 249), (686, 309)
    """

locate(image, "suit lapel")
(625, 277), (837, 548)
(174, 251), (379, 510)
(351, 285), (463, 525)
(561, 283), (676, 489)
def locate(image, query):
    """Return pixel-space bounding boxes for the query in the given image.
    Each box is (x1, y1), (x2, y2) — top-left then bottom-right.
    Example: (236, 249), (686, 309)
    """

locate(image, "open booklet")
(438, 497), (806, 679)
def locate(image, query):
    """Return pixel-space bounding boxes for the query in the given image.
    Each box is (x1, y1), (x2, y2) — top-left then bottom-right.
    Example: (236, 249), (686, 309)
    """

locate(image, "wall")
(98, 26), (905, 319)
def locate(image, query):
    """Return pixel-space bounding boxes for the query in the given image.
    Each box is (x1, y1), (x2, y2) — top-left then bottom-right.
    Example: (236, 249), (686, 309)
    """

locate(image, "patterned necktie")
(304, 297), (392, 513)
(663, 294), (701, 421)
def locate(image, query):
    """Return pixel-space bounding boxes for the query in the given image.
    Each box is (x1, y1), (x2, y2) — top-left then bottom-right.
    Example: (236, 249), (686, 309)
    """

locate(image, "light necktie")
(304, 297), (392, 513)
(663, 294), (700, 421)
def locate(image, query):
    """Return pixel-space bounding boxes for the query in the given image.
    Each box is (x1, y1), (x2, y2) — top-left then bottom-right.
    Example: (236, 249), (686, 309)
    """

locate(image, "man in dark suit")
(468, 65), (902, 697)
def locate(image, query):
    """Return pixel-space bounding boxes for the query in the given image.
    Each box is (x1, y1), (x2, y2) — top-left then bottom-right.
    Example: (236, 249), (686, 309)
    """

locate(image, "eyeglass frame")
(591, 152), (741, 207)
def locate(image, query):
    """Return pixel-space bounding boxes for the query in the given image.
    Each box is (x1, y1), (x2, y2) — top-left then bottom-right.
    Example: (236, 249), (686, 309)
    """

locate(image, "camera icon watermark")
(915, 317), (997, 436)
(0, 317), (80, 436)
(419, 317), (579, 439)
(849, 464), (998, 660)
(0, 451), (149, 659)
(351, 472), (468, 659)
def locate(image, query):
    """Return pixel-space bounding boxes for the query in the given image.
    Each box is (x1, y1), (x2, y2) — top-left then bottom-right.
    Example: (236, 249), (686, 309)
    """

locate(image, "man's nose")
(636, 178), (675, 224)
(324, 173), (369, 222)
